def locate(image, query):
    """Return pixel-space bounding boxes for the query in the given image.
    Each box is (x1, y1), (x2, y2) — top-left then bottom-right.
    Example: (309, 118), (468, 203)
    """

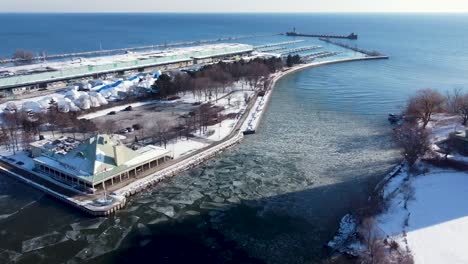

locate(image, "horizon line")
(2, 11), (468, 14)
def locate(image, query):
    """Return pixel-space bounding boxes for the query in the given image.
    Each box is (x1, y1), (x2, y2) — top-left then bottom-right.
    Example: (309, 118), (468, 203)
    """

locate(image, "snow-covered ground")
(164, 138), (209, 159)
(376, 169), (468, 264)
(370, 114), (468, 263)
(78, 100), (162, 120)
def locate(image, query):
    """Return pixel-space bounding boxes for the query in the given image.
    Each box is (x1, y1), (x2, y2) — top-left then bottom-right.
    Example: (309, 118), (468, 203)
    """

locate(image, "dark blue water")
(0, 13), (467, 264)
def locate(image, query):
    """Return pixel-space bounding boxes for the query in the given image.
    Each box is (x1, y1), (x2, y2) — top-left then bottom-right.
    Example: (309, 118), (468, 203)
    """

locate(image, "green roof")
(34, 134), (170, 184)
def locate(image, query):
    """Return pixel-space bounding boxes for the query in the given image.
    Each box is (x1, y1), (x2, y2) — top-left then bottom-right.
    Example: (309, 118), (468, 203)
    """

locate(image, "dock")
(286, 32), (358, 40)
(280, 46), (322, 56)
(256, 46), (288, 53)
(254, 40), (305, 50)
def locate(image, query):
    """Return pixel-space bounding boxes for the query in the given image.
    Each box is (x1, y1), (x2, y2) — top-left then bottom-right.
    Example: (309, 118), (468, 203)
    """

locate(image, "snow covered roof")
(34, 134), (172, 184)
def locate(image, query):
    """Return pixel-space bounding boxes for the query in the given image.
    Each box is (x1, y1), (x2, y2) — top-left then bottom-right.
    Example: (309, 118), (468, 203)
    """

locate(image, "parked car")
(108, 111), (117, 115)
(123, 106), (133, 111)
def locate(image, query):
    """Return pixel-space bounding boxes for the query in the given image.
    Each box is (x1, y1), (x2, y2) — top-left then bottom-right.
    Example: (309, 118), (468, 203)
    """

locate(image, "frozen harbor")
(0, 61), (399, 263)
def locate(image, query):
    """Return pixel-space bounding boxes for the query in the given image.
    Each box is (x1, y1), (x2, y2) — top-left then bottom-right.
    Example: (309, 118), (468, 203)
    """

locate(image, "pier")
(319, 38), (388, 57)
(280, 46), (322, 56)
(256, 46), (288, 53)
(254, 40), (305, 49)
(286, 32), (358, 40)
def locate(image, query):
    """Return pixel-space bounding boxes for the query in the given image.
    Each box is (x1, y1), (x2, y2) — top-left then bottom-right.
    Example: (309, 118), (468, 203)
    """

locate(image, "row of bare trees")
(12, 49), (35, 63)
(0, 103), (98, 154)
(406, 88), (468, 128)
(153, 57), (286, 100)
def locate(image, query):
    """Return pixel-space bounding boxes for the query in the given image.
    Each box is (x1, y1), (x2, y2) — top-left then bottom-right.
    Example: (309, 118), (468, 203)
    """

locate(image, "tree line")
(153, 56), (300, 99)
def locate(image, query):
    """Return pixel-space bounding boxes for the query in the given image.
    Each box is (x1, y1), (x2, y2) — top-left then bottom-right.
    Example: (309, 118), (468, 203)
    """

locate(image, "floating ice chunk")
(0, 249), (21, 263)
(22, 231), (68, 253)
(70, 217), (106, 231)
(185, 210), (201, 216)
(226, 197), (241, 204)
(135, 198), (156, 204)
(139, 239), (151, 247)
(136, 223), (152, 237)
(151, 205), (175, 218)
(68, 216), (139, 263)
(170, 190), (204, 205)
(199, 202), (229, 211)
(211, 196), (225, 203)
(232, 181), (243, 187)
(65, 230), (82, 241)
(0, 211), (17, 221)
(147, 216), (169, 225)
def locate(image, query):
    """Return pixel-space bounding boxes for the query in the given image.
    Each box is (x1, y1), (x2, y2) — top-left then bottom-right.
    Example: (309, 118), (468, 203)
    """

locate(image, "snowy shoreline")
(329, 113), (468, 263)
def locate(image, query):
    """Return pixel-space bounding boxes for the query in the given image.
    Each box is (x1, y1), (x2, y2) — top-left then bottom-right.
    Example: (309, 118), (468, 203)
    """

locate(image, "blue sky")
(2, 0), (468, 13)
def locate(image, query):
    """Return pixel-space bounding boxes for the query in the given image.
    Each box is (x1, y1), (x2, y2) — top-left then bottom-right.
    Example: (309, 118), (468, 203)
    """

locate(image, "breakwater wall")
(286, 32), (358, 40)
(319, 38), (388, 58)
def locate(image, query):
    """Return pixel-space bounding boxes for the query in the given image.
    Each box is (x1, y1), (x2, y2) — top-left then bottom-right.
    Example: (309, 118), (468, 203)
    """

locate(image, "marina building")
(31, 134), (172, 193)
(0, 43), (254, 95)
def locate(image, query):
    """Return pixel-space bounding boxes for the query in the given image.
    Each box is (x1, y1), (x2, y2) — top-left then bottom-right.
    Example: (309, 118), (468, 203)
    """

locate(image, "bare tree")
(358, 218), (386, 264)
(445, 88), (462, 114)
(153, 120), (170, 149)
(0, 126), (10, 151)
(457, 93), (468, 126)
(3, 111), (21, 154)
(21, 131), (34, 151)
(406, 89), (445, 128)
(394, 123), (430, 167)
(101, 120), (117, 134)
(244, 92), (250, 104)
